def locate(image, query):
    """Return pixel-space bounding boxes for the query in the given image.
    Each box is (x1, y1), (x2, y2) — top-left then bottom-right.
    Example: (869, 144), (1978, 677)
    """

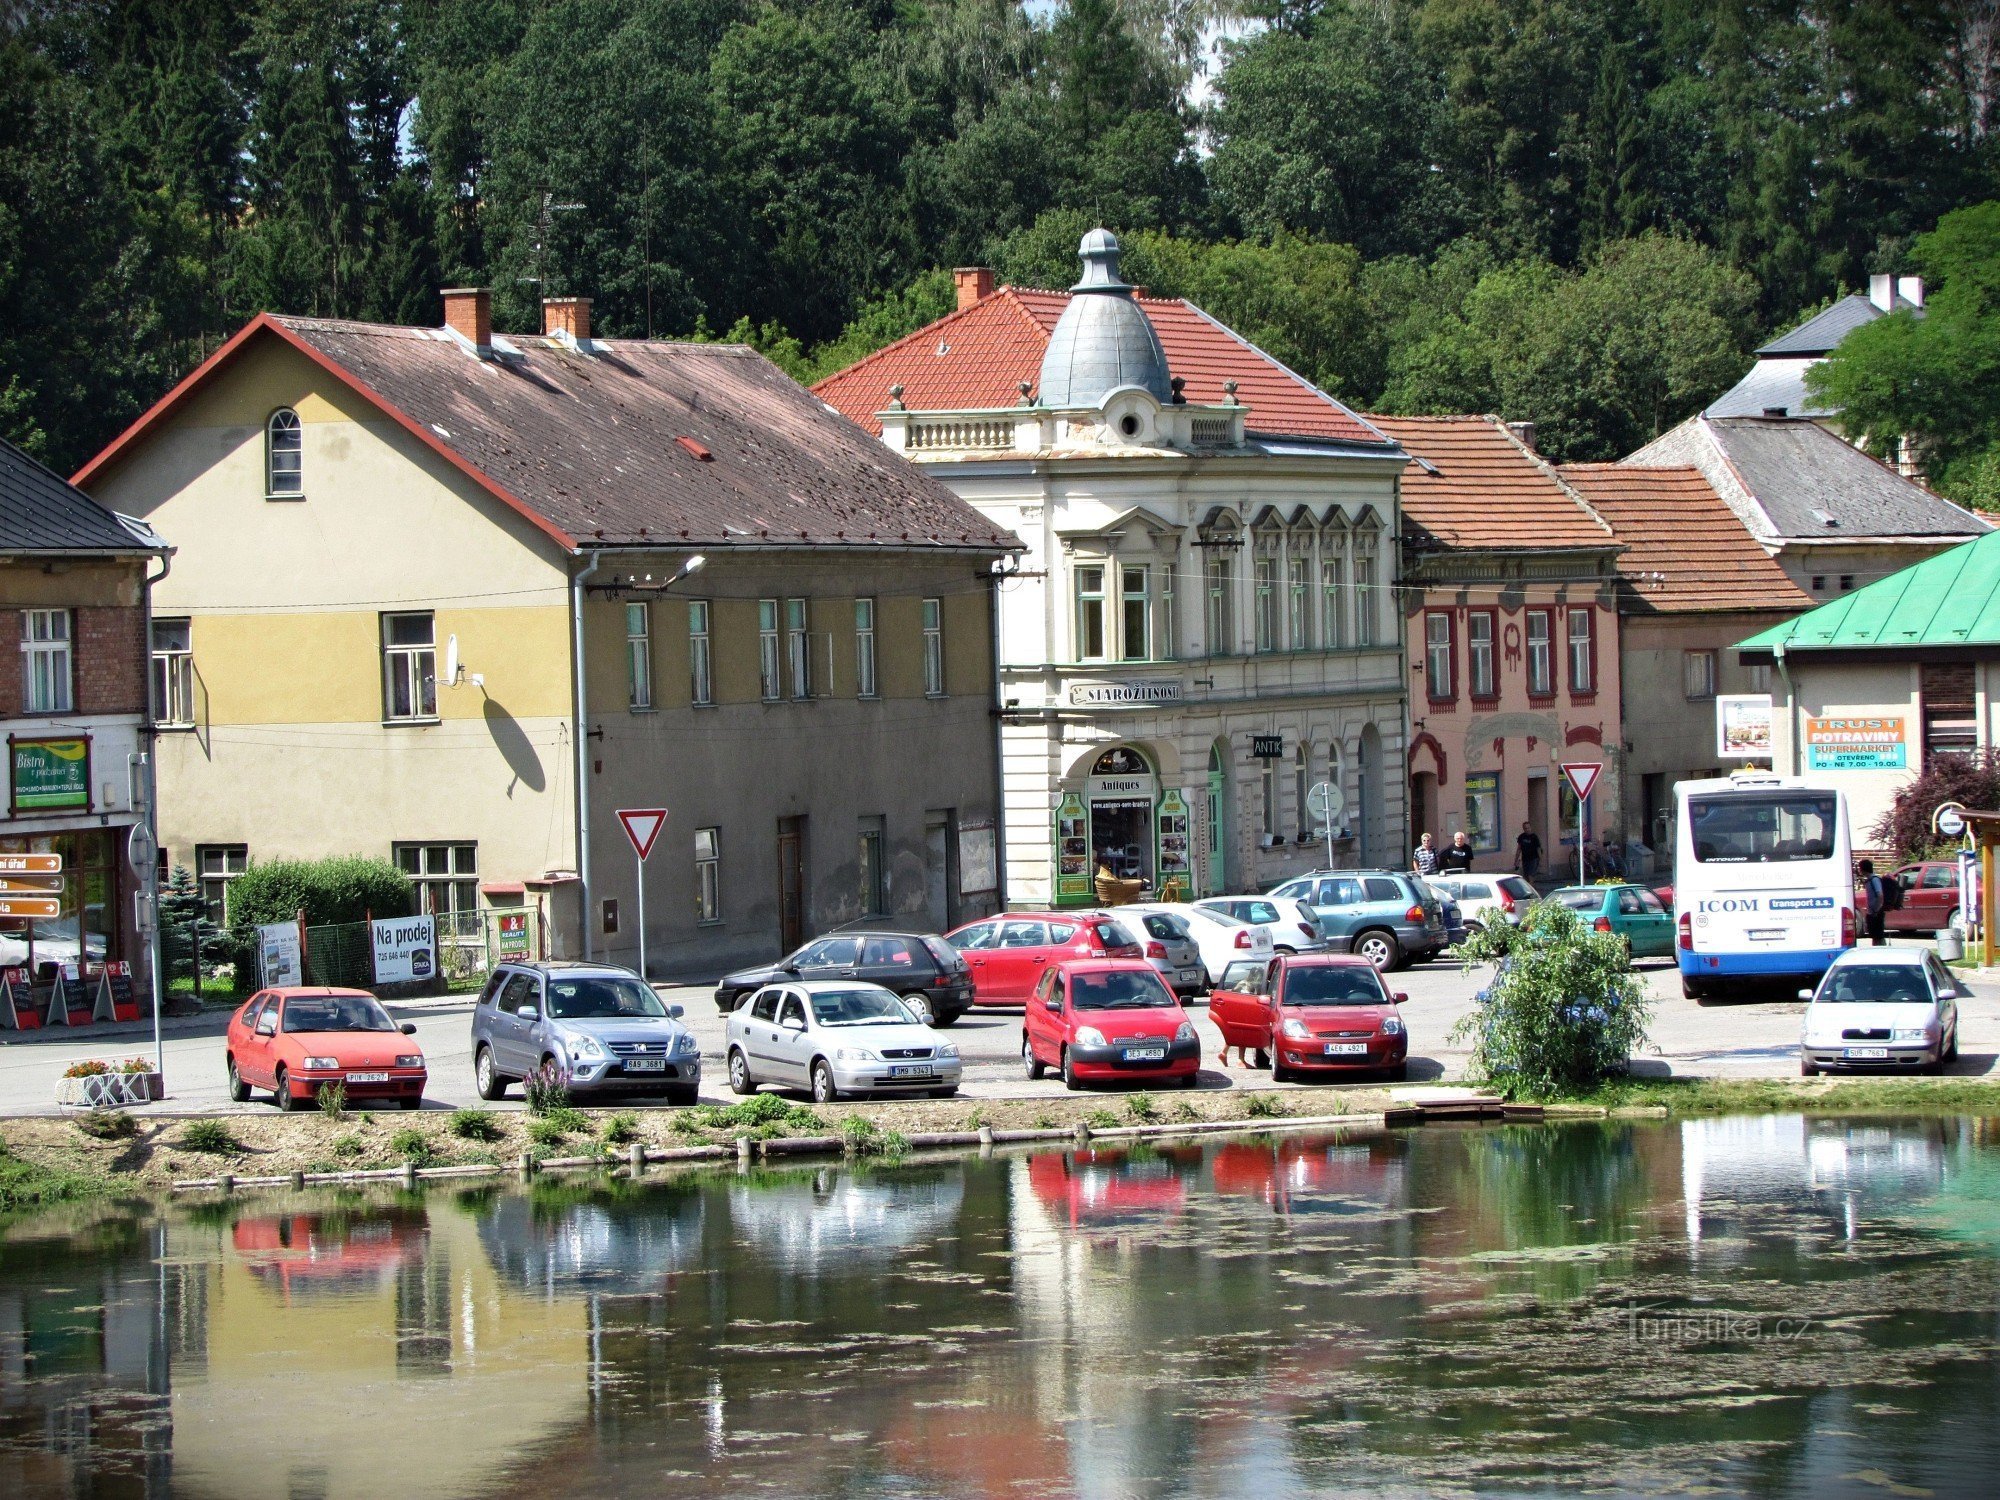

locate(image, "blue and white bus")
(1673, 772), (1855, 999)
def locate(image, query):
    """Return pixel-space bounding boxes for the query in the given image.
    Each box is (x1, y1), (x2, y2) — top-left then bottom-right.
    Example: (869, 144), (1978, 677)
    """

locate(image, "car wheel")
(932, 1008), (962, 1027)
(1275, 945), (1296, 956)
(1385, 1062), (1408, 1083)
(727, 1048), (755, 1096)
(274, 1066), (298, 1111)
(811, 1059), (840, 1104)
(1253, 1048), (1271, 1071)
(401, 1094), (423, 1110)
(1947, 906), (1963, 935)
(1800, 1055), (1818, 1077)
(1947, 1025), (1960, 1062)
(1022, 1033), (1045, 1081)
(226, 1055), (249, 1103)
(900, 991), (936, 1027)
(1272, 1060), (1292, 1083)
(474, 1045), (507, 1101)
(668, 1085), (699, 1107)
(1682, 976), (1708, 1002)
(1355, 930), (1400, 971)
(1061, 1048), (1082, 1091)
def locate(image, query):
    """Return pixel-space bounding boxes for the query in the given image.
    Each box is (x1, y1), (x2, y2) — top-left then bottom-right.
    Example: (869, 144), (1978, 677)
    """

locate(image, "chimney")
(542, 296), (592, 343)
(953, 267), (994, 311)
(1868, 273), (1894, 312)
(442, 287), (491, 351)
(1506, 420), (1537, 453)
(1897, 275), (1924, 309)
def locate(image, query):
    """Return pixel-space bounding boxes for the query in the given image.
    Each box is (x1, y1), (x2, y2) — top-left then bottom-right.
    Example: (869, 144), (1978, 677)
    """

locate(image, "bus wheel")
(1681, 976), (1708, 1002)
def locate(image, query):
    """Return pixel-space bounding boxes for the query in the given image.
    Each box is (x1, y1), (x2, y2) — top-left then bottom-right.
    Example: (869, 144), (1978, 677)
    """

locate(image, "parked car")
(943, 912), (1143, 1007)
(1022, 959), (1201, 1090)
(1885, 860), (1965, 934)
(1105, 907), (1208, 995)
(1264, 871), (1447, 971)
(1208, 955), (1408, 1081)
(713, 930), (973, 1025)
(226, 987), (425, 1112)
(725, 981), (961, 1102)
(1191, 895), (1329, 955)
(472, 961), (701, 1103)
(1547, 884), (1674, 959)
(1425, 873), (1538, 926)
(1799, 947), (1966, 1076)
(1120, 901), (1273, 986)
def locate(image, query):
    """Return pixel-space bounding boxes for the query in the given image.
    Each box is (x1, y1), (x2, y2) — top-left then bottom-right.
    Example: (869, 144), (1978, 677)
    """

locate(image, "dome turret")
(1035, 230), (1172, 408)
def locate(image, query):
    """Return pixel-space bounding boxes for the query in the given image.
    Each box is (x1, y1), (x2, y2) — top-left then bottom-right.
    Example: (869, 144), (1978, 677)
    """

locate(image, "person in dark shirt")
(1439, 831), (1476, 873)
(1514, 822), (1542, 882)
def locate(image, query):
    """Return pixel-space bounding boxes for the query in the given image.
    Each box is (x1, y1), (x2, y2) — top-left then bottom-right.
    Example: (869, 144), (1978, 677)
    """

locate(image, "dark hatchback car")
(713, 931), (974, 1026)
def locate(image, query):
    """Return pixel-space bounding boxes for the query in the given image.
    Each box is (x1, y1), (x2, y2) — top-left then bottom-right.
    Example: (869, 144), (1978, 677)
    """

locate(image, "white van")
(1673, 772), (1854, 999)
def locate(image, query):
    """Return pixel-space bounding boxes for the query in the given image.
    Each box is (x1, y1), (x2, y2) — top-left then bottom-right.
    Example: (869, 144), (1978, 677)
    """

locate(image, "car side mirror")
(1045, 995), (1063, 1013)
(399, 1022), (417, 1035)
(666, 1002), (685, 1018)
(779, 963), (800, 976)
(1392, 992), (1407, 1005)
(517, 1005), (539, 1021)
(1796, 989), (1814, 1002)
(784, 1016), (806, 1031)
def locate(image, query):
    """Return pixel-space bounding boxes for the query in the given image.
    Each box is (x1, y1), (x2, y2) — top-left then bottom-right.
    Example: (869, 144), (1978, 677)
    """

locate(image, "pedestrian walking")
(1514, 822), (1541, 883)
(1860, 859), (1889, 946)
(1413, 832), (1438, 876)
(1440, 831), (1475, 874)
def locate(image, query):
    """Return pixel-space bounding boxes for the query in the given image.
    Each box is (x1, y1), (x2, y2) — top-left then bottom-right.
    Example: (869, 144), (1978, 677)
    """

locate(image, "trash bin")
(1937, 929), (1964, 962)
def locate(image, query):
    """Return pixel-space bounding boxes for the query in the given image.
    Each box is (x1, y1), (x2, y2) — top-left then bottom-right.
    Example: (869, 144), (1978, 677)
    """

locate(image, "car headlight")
(1892, 1027), (1933, 1042)
(570, 1034), (607, 1061)
(396, 1054), (424, 1068)
(1380, 1015), (1404, 1036)
(302, 1056), (339, 1071)
(1174, 1021), (1197, 1044)
(1075, 1026), (1108, 1048)
(674, 1032), (700, 1055)
(833, 1046), (879, 1063)
(936, 1041), (959, 1059)
(1280, 1018), (1311, 1040)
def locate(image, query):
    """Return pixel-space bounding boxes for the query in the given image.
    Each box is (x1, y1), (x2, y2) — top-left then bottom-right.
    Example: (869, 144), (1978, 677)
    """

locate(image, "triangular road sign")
(617, 807), (668, 860)
(1560, 761), (1602, 803)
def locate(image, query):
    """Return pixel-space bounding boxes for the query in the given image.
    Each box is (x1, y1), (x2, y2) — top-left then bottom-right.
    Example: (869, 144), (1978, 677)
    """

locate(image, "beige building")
(76, 292), (1015, 974)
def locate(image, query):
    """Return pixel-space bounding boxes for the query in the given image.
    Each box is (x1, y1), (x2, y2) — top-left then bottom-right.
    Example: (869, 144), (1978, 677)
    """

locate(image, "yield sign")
(1560, 761), (1602, 803)
(616, 808), (668, 861)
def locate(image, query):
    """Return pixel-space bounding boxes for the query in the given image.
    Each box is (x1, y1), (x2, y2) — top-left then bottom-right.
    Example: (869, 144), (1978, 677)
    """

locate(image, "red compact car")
(1209, 954), (1408, 1081)
(1022, 958), (1200, 1089)
(225, 987), (427, 1111)
(944, 911), (1144, 1007)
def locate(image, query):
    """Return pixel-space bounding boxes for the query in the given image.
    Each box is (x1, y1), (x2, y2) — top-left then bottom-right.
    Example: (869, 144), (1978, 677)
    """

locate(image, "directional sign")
(617, 807), (668, 861)
(0, 895), (62, 920)
(0, 875), (63, 895)
(0, 853), (61, 875)
(1306, 780), (1346, 824)
(1560, 761), (1602, 803)
(1936, 802), (1968, 839)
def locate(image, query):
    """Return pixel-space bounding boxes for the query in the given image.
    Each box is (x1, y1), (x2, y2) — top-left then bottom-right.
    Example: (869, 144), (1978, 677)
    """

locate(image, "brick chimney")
(953, 267), (994, 311)
(542, 296), (592, 342)
(442, 288), (491, 350)
(1506, 420), (1537, 453)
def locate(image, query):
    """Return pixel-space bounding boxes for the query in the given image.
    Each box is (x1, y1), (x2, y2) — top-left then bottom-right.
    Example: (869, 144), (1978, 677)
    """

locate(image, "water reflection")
(3, 1117), (2000, 1497)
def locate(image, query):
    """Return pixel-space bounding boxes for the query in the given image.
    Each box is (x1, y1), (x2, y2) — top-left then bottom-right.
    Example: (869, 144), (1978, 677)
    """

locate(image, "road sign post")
(1560, 762), (1602, 884)
(1306, 780), (1346, 872)
(616, 808), (668, 980)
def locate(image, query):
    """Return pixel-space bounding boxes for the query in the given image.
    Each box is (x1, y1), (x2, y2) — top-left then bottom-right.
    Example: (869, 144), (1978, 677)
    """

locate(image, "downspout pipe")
(572, 550), (602, 958)
(988, 561), (1008, 913)
(1773, 641), (1800, 776)
(142, 547), (172, 1077)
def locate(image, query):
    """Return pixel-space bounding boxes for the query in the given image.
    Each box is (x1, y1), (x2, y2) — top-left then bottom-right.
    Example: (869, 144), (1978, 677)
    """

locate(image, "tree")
(1868, 748), (2000, 860)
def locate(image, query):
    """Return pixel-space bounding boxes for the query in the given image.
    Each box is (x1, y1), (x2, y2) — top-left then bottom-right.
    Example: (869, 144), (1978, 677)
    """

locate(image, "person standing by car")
(1439, 831), (1475, 874)
(1514, 822), (1542, 884)
(1412, 832), (1439, 877)
(1859, 859), (1888, 946)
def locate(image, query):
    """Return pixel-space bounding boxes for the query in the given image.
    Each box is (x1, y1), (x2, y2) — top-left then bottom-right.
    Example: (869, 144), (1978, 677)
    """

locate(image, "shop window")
(1683, 649), (1717, 700)
(151, 618), (194, 726)
(1086, 747), (1155, 885)
(626, 602), (653, 710)
(854, 598), (877, 698)
(858, 816), (886, 916)
(688, 600), (714, 706)
(3, 829), (119, 968)
(758, 599), (780, 701)
(1075, 565), (1107, 660)
(1525, 609), (1554, 696)
(266, 408), (303, 498)
(1260, 758), (1278, 836)
(196, 843), (248, 925)
(695, 827), (721, 922)
(1425, 612), (1455, 701)
(1121, 565), (1150, 661)
(1465, 773), (1500, 854)
(922, 598), (945, 696)
(380, 612), (437, 721)
(1468, 610), (1496, 699)
(395, 842), (478, 916)
(1567, 607), (1596, 694)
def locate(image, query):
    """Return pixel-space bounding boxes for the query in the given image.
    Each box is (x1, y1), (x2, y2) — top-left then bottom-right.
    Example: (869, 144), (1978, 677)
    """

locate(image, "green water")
(3, 1115), (1999, 1498)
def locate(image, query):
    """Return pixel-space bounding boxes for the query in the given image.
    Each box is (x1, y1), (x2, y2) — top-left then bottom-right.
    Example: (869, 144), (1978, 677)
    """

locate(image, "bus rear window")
(1688, 793), (1839, 863)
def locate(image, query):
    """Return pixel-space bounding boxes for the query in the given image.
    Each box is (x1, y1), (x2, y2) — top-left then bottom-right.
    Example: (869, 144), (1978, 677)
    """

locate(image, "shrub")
(332, 1133), (365, 1158)
(837, 1116), (905, 1157)
(670, 1109), (711, 1136)
(389, 1127), (437, 1165)
(75, 1109), (137, 1140)
(219, 854), (414, 976)
(1243, 1093), (1285, 1118)
(715, 1094), (818, 1131)
(1870, 747), (2000, 859)
(601, 1112), (641, 1145)
(527, 1117), (571, 1148)
(315, 1082), (346, 1118)
(839, 1116), (878, 1147)
(118, 1057), (152, 1074)
(523, 1063), (572, 1116)
(1126, 1093), (1158, 1122)
(448, 1109), (502, 1142)
(539, 1105), (588, 1135)
(180, 1119), (236, 1153)
(1450, 899), (1651, 1098)
(1085, 1108), (1119, 1130)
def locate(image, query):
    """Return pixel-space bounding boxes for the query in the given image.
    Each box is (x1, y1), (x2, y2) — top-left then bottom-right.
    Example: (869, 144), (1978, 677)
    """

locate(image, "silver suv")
(472, 962), (700, 1104)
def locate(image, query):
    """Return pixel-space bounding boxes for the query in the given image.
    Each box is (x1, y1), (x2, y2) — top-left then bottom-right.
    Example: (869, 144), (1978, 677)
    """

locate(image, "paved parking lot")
(3, 941), (1994, 1116)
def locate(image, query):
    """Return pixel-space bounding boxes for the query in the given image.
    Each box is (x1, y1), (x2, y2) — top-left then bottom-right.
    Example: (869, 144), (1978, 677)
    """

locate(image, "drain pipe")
(572, 550), (602, 958)
(1774, 641), (1800, 776)
(142, 545), (172, 1078)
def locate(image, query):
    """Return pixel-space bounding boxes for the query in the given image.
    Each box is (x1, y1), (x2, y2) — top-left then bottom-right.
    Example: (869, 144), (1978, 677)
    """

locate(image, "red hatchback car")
(945, 911), (1144, 1007)
(1209, 954), (1408, 1081)
(226, 987), (427, 1111)
(1022, 959), (1201, 1089)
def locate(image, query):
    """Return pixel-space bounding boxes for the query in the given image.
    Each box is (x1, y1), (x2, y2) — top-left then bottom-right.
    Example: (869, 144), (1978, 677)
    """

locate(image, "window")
(20, 608), (72, 714)
(688, 600), (713, 705)
(758, 599), (781, 700)
(695, 827), (720, 922)
(1204, 556), (1233, 656)
(1468, 610), (1496, 699)
(1254, 557), (1278, 652)
(1747, 662), (1773, 694)
(1321, 555), (1346, 649)
(395, 842), (478, 915)
(1075, 565), (1107, 660)
(786, 597), (810, 699)
(380, 612), (437, 720)
(151, 618), (193, 726)
(858, 816), (886, 916)
(1288, 559), (1312, 651)
(1353, 527), (1379, 646)
(1921, 663), (1978, 755)
(625, 603), (653, 710)
(922, 597), (945, 696)
(1839, 575), (1855, 591)
(1159, 565), (1176, 660)
(265, 408), (303, 497)
(1465, 772), (1500, 853)
(196, 844), (248, 924)
(854, 598), (877, 697)
(1567, 607), (1596, 694)
(1525, 609), (1554, 696)
(1261, 758), (1278, 836)
(1121, 565), (1149, 661)
(1425, 612), (1455, 700)
(1683, 649), (1717, 700)
(1811, 575), (1826, 592)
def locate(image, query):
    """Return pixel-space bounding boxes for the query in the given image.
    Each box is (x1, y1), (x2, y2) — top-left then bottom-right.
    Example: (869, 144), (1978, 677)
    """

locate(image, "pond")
(4, 1115), (1999, 1498)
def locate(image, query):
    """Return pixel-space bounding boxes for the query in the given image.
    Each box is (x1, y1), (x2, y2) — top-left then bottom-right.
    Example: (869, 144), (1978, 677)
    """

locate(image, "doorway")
(1359, 724), (1384, 865)
(776, 817), (806, 951)
(1205, 740), (1232, 895)
(1528, 770), (1551, 875)
(924, 811), (960, 930)
(1409, 771), (1436, 847)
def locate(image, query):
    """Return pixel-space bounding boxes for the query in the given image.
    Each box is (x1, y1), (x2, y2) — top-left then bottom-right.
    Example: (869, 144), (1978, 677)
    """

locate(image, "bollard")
(1073, 1121), (1091, 1145)
(289, 1171), (305, 1191)
(518, 1152), (537, 1178)
(978, 1124), (995, 1159)
(629, 1142), (646, 1175)
(737, 1135), (754, 1166)
(217, 1173), (235, 1194)
(402, 1162), (419, 1190)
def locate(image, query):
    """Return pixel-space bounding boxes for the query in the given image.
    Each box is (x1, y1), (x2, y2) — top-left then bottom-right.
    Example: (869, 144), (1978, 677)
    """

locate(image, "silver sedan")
(725, 980), (963, 1103)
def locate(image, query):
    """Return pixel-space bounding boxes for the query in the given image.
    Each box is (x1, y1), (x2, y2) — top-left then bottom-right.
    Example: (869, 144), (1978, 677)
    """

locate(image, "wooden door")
(776, 817), (806, 952)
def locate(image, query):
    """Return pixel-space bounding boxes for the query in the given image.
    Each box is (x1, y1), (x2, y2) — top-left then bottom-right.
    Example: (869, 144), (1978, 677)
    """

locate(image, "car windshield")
(546, 977), (668, 1020)
(1553, 890), (1605, 912)
(809, 988), (914, 1026)
(1069, 970), (1175, 1009)
(1283, 968), (1386, 1006)
(1818, 966), (1932, 1003)
(1688, 792), (1838, 863)
(281, 995), (395, 1033)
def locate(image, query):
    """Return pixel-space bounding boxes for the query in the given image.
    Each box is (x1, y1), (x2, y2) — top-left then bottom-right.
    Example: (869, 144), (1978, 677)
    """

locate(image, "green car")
(1548, 884), (1675, 959)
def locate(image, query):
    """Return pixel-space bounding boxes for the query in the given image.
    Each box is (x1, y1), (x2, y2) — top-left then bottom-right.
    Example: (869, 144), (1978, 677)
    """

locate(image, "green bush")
(1126, 1093), (1157, 1122)
(1451, 900), (1651, 1098)
(220, 855), (414, 977)
(332, 1134), (365, 1158)
(315, 1082), (346, 1118)
(388, 1127), (437, 1165)
(75, 1109), (138, 1140)
(527, 1117), (571, 1148)
(601, 1112), (641, 1145)
(1084, 1108), (1119, 1129)
(1243, 1093), (1286, 1118)
(180, 1119), (237, 1153)
(448, 1109), (502, 1142)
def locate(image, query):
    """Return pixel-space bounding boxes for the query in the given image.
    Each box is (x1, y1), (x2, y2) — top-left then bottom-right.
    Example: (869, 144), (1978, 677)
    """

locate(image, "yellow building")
(77, 292), (1016, 974)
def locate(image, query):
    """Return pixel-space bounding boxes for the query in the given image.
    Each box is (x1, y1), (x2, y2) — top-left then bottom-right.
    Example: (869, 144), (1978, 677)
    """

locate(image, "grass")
(0, 1143), (105, 1212)
(331, 1134), (365, 1158)
(1243, 1093), (1287, 1119)
(448, 1109), (503, 1142)
(74, 1110), (138, 1141)
(526, 1117), (572, 1148)
(1545, 1075), (2000, 1118)
(522, 1066), (572, 1117)
(315, 1082), (346, 1119)
(601, 1112), (641, 1145)
(1084, 1108), (1119, 1130)
(1126, 1093), (1158, 1122)
(180, 1119), (237, 1153)
(388, 1127), (438, 1166)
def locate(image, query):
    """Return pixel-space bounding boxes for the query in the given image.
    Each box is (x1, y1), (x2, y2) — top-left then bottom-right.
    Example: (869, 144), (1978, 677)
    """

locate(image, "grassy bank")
(1541, 1075), (2000, 1117)
(0, 1141), (108, 1212)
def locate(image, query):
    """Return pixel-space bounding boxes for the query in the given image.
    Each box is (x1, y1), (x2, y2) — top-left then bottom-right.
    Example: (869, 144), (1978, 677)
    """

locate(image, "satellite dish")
(445, 634), (460, 684)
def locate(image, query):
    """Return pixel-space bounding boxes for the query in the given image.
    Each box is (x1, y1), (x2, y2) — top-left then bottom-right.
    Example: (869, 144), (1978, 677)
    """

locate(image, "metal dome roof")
(1036, 230), (1172, 408)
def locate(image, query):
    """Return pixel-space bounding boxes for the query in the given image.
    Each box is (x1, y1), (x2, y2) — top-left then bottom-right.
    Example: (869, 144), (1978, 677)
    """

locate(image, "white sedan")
(726, 980), (961, 1102)
(1120, 902), (1274, 986)
(1799, 947), (1966, 1076)
(1426, 873), (1538, 925)
(1193, 895), (1331, 957)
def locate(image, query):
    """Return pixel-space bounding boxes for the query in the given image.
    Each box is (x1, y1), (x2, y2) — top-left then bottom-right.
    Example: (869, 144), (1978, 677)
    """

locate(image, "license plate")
(1122, 1047), (1167, 1063)
(1842, 1047), (1889, 1059)
(1176, 968), (1202, 985)
(1748, 928), (1786, 941)
(1323, 1043), (1369, 1056)
(889, 1064), (934, 1079)
(347, 1072), (389, 1084)
(625, 1057), (666, 1072)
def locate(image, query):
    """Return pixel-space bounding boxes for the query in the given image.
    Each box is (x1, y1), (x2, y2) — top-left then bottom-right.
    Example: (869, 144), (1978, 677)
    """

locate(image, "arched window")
(266, 408), (303, 498)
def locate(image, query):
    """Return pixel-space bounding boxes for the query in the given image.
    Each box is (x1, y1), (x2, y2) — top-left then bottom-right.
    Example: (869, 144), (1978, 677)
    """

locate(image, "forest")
(2, 0), (1996, 489)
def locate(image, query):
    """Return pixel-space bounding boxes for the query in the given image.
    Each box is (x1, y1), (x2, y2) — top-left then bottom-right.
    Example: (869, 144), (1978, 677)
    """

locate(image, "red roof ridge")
(1173, 300), (1393, 445)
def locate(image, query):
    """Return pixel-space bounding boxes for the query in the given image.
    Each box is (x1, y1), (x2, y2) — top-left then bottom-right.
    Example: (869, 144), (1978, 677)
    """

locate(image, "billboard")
(1715, 694), (1773, 759)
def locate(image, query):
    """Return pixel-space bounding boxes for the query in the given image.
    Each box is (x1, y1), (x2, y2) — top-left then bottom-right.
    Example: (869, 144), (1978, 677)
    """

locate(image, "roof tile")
(1, 437), (157, 553)
(1363, 415), (1613, 551)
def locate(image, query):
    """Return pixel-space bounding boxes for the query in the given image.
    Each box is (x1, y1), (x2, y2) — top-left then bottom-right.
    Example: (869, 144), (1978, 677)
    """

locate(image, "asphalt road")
(4, 940), (1995, 1117)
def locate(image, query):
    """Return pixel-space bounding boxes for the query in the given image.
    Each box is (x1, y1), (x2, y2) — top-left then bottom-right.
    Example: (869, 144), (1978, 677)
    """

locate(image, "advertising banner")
(495, 911), (530, 959)
(372, 914), (437, 985)
(10, 738), (90, 812)
(1715, 694), (1773, 759)
(258, 923), (303, 987)
(1805, 716), (1907, 771)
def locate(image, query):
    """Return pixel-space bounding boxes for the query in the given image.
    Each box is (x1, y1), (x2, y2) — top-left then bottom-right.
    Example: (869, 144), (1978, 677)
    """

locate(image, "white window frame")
(21, 608), (73, 714)
(196, 843), (247, 924)
(381, 612), (438, 721)
(1425, 611), (1454, 699)
(1159, 564), (1176, 660)
(151, 617), (194, 727)
(1321, 554), (1346, 649)
(1204, 555), (1233, 657)
(1353, 527), (1379, 646)
(758, 599), (781, 701)
(695, 827), (721, 923)
(1120, 564), (1150, 662)
(1468, 610), (1496, 698)
(1075, 564), (1107, 661)
(1568, 607), (1595, 693)
(786, 598), (810, 700)
(688, 600), (713, 706)
(625, 602), (653, 710)
(1526, 609), (1553, 695)
(265, 408), (303, 498)
(1684, 648), (1717, 701)
(1254, 556), (1278, 653)
(922, 597), (945, 697)
(395, 841), (478, 916)
(855, 598), (877, 698)
(1287, 557), (1311, 651)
